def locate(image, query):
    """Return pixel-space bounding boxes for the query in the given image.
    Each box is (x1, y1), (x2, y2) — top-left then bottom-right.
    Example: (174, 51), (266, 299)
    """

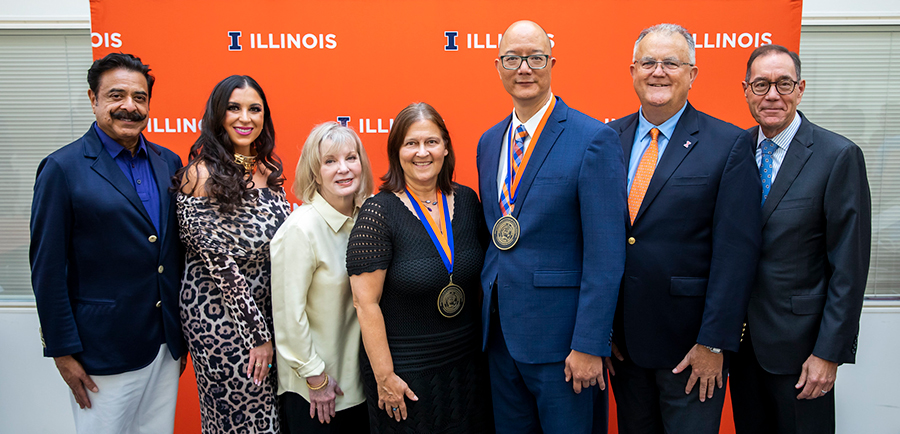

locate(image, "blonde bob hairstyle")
(294, 122), (373, 207)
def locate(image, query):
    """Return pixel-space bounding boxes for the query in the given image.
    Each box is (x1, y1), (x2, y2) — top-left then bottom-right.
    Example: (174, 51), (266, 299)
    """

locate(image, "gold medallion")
(438, 282), (465, 318)
(492, 215), (520, 250)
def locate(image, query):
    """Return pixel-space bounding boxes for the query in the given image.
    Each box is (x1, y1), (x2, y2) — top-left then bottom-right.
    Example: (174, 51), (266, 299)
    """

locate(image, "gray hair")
(633, 23), (696, 65)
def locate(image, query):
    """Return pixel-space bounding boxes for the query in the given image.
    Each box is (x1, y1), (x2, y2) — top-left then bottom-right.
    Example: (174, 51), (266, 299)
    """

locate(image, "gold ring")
(255, 362), (262, 367)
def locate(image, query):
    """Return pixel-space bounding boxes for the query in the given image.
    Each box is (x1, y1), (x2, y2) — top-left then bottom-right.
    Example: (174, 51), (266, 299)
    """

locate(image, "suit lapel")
(616, 114), (639, 228)
(512, 97), (566, 220)
(618, 115), (638, 167)
(482, 115), (509, 223)
(84, 128), (155, 228)
(761, 119), (813, 224)
(635, 103), (699, 223)
(147, 142), (171, 237)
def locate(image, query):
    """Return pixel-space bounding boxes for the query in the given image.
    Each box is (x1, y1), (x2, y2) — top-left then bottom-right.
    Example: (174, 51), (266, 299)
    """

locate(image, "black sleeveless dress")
(346, 185), (493, 434)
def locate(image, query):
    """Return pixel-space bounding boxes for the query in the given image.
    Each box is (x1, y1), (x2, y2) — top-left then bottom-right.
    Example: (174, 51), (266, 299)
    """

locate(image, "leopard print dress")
(177, 188), (290, 434)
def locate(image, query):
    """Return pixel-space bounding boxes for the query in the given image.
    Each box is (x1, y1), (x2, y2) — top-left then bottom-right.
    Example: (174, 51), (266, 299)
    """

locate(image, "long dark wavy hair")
(175, 75), (284, 213)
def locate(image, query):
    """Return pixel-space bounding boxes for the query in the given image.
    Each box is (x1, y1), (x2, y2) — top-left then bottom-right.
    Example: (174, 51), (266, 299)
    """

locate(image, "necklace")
(234, 153), (257, 174)
(420, 198), (438, 212)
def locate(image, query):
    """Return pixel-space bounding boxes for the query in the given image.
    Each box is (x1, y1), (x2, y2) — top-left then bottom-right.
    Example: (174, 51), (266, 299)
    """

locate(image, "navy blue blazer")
(608, 103), (762, 370)
(30, 126), (187, 375)
(746, 113), (871, 375)
(477, 97), (627, 364)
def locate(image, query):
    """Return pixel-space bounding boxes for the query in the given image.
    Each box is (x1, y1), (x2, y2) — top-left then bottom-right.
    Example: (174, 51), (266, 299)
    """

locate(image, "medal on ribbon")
(405, 187), (465, 318)
(493, 97), (556, 250)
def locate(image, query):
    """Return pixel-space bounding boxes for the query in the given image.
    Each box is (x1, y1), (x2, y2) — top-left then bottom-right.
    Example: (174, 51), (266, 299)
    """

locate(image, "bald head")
(499, 20), (552, 56)
(495, 20), (555, 121)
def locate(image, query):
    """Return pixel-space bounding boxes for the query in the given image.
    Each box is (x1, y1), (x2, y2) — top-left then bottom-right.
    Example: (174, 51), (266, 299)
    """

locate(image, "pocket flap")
(670, 277), (708, 296)
(778, 197), (814, 210)
(74, 297), (116, 306)
(533, 271), (582, 288)
(671, 176), (709, 186)
(791, 294), (826, 315)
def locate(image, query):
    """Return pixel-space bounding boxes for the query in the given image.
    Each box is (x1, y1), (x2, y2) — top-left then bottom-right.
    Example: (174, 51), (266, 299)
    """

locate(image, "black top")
(347, 184), (493, 434)
(347, 185), (486, 347)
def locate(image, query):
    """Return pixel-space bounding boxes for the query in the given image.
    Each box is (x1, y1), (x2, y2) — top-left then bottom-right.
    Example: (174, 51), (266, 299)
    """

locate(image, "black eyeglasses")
(749, 79), (799, 95)
(499, 55), (550, 70)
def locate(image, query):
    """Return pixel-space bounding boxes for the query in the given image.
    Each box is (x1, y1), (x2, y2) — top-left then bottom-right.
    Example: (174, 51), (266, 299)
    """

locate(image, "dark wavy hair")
(175, 75), (284, 213)
(380, 102), (456, 194)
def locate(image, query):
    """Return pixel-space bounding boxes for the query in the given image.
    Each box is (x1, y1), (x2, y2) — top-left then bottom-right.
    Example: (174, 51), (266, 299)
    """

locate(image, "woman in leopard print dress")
(175, 75), (289, 433)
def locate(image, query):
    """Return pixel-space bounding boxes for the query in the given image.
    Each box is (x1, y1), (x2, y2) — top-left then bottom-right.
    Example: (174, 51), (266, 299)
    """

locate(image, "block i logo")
(444, 31), (459, 51)
(228, 31), (242, 51)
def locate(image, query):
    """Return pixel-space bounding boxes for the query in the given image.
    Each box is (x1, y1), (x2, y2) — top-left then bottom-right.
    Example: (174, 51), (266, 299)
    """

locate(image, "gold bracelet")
(306, 374), (329, 391)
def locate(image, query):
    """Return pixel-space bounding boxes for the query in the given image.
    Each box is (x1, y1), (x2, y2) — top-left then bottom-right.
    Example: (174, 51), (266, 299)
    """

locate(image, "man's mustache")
(111, 110), (147, 122)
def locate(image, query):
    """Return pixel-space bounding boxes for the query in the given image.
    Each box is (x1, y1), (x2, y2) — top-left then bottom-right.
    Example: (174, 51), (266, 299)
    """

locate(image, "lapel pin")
(683, 140), (691, 148)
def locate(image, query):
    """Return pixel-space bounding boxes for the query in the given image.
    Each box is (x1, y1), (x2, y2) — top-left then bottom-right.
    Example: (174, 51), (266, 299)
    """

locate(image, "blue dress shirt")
(93, 123), (161, 234)
(627, 103), (688, 192)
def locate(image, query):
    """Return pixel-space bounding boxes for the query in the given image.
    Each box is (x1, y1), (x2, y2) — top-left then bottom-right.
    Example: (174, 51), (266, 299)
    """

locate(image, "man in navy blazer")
(605, 24), (761, 434)
(477, 20), (627, 434)
(30, 53), (186, 434)
(729, 45), (871, 434)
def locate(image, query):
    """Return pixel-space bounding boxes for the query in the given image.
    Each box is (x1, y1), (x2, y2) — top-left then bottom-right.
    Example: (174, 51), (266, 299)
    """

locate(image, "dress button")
(627, 237), (636, 245)
(155, 301), (162, 308)
(148, 235), (158, 243)
(158, 265), (164, 273)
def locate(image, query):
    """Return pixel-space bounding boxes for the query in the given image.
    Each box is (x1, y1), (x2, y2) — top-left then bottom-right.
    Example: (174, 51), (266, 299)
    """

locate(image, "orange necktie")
(628, 127), (659, 224)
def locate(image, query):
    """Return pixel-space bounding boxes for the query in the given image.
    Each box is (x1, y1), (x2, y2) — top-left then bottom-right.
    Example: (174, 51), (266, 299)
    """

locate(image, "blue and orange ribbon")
(405, 188), (454, 274)
(500, 96), (557, 215)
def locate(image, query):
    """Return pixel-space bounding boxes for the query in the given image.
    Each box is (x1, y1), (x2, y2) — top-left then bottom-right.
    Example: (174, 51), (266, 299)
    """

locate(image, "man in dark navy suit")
(477, 20), (627, 434)
(30, 53), (186, 434)
(605, 23), (761, 434)
(729, 44), (871, 434)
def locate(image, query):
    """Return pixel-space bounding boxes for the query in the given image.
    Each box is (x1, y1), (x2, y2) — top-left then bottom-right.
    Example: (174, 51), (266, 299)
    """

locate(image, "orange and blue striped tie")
(500, 124), (528, 216)
(628, 127), (659, 224)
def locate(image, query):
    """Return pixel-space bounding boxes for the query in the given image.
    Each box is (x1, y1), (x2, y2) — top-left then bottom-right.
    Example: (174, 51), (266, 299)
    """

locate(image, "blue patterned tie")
(759, 139), (777, 206)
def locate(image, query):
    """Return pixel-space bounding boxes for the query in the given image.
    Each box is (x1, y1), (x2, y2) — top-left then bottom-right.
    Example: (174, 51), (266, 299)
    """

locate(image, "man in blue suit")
(604, 24), (761, 434)
(477, 20), (627, 434)
(30, 53), (186, 434)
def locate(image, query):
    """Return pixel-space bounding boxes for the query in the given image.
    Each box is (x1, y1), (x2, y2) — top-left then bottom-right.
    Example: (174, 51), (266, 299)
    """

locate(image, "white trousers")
(70, 344), (181, 434)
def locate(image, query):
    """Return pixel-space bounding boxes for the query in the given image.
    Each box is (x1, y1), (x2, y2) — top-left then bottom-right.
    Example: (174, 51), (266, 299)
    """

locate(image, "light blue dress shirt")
(754, 112), (801, 183)
(627, 103), (688, 192)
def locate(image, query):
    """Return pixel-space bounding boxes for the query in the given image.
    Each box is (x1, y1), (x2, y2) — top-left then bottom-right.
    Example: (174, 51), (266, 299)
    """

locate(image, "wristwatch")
(703, 345), (722, 354)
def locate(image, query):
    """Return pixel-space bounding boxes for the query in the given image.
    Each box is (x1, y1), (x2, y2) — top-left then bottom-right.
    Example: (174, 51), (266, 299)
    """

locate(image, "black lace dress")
(346, 185), (493, 434)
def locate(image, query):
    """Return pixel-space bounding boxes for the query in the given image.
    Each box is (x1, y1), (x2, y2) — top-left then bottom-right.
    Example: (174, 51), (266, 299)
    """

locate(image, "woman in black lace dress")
(347, 103), (492, 434)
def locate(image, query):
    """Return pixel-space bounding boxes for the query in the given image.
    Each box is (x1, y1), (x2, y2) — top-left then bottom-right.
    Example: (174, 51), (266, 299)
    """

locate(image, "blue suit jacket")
(608, 103), (761, 369)
(477, 97), (627, 364)
(30, 126), (187, 375)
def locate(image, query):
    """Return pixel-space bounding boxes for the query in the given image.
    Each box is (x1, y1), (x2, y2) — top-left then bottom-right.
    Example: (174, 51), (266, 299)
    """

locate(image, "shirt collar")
(637, 102), (688, 143)
(310, 190), (357, 233)
(511, 92), (555, 134)
(756, 112), (801, 151)
(94, 122), (147, 159)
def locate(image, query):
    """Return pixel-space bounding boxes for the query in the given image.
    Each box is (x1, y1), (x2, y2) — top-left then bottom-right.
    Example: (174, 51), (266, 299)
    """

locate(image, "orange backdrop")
(89, 1), (802, 432)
